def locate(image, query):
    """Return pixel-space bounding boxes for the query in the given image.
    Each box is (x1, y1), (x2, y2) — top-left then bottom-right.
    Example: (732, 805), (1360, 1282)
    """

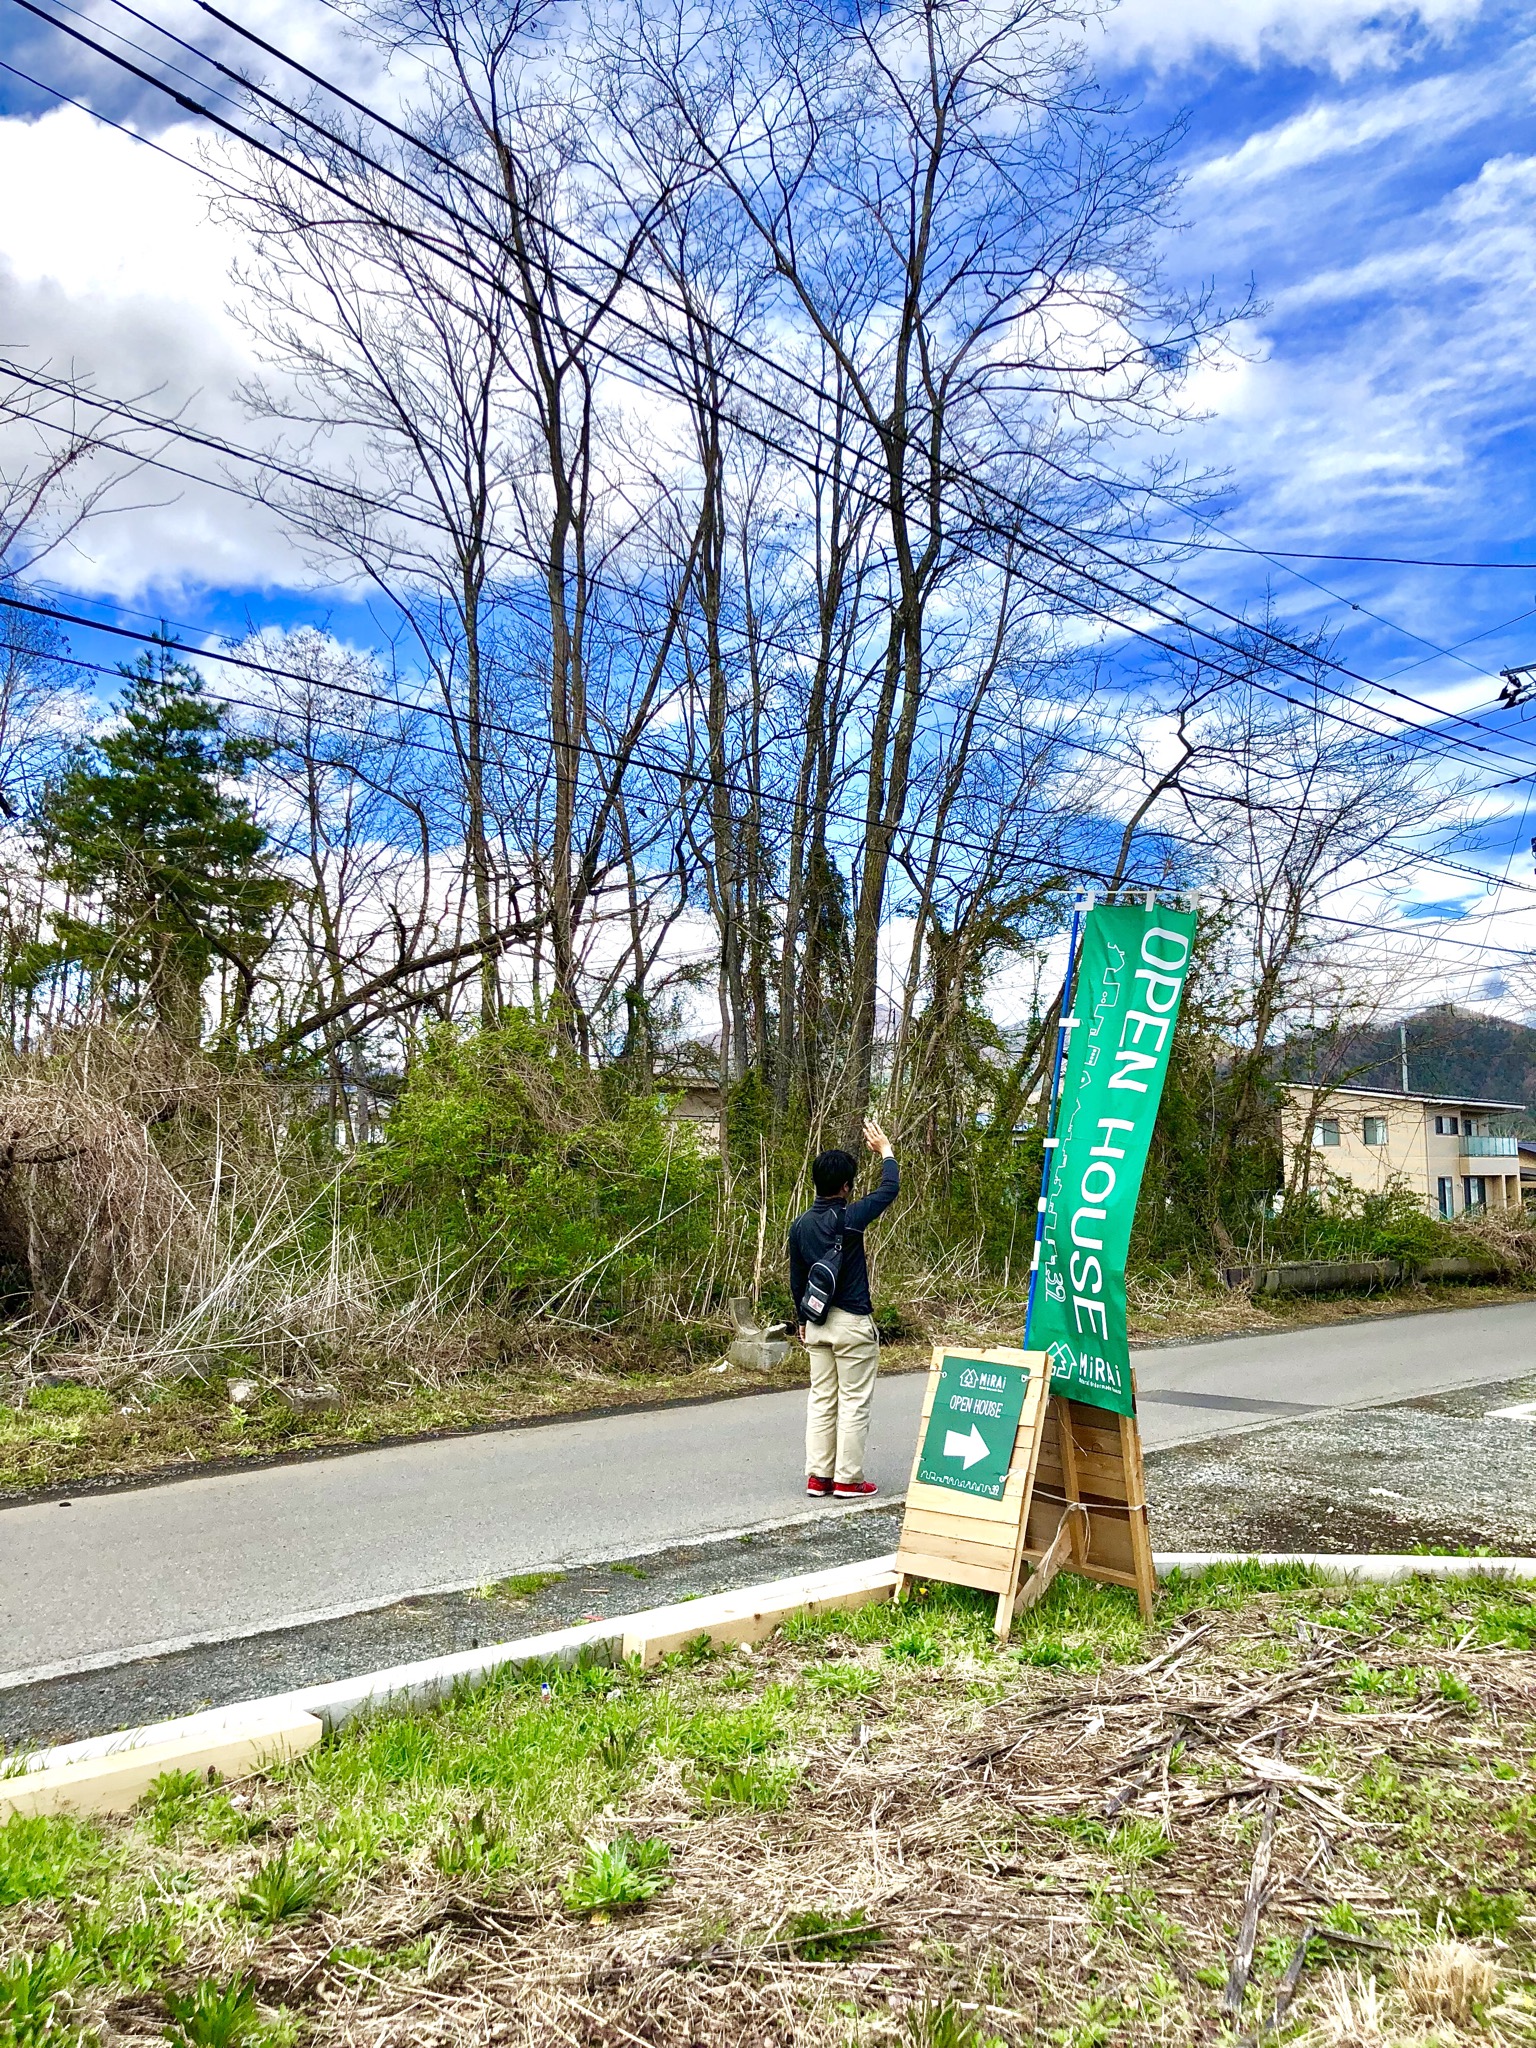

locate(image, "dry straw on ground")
(9, 1577), (1533, 2047)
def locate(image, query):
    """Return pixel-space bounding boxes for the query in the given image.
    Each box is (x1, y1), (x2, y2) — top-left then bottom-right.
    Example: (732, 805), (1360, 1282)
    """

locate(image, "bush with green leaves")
(163, 1974), (261, 2048)
(359, 1015), (715, 1309)
(0, 1942), (82, 2048)
(560, 1835), (671, 1914)
(235, 1848), (331, 1924)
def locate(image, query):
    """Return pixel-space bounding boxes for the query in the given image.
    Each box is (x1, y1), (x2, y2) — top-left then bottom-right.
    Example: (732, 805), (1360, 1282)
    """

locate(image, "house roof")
(1285, 1083), (1526, 1113)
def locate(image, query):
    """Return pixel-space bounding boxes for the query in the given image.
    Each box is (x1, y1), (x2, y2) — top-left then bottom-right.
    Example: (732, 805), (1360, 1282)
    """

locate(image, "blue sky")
(3, 0), (1536, 1002)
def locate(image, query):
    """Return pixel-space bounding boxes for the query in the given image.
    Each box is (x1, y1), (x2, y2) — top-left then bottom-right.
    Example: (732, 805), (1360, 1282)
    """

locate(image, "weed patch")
(561, 1835), (671, 1914)
(3, 1570), (1535, 2044)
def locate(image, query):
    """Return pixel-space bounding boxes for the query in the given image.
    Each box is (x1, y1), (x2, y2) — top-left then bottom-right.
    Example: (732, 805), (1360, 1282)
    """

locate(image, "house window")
(1437, 1177), (1455, 1218)
(1463, 1175), (1487, 1213)
(1314, 1118), (1340, 1147)
(1363, 1116), (1388, 1146)
(1435, 1115), (1459, 1136)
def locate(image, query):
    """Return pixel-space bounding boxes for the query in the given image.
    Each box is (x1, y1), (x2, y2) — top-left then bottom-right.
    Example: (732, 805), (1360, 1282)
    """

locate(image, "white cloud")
(1185, 60), (1510, 194)
(1099, 0), (1488, 81)
(0, 107), (322, 596)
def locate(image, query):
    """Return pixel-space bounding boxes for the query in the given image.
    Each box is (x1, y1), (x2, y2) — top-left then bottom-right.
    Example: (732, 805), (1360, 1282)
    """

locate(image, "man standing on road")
(790, 1120), (899, 1500)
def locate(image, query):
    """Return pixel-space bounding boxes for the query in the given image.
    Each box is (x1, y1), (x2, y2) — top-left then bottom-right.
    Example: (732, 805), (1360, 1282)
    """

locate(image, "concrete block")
(0, 1710), (323, 1819)
(621, 1554), (899, 1667)
(284, 1616), (625, 1731)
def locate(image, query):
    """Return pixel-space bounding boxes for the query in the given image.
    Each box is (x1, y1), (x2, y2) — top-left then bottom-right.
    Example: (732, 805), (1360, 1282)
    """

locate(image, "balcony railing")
(1460, 1133), (1519, 1157)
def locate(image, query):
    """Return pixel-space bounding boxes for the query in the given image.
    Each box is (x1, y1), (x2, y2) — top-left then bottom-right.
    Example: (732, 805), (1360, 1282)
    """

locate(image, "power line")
(19, 0), (1536, 921)
(12, 588), (1536, 943)
(20, 0), (1536, 790)
(20, 629), (1535, 973)
(1166, 515), (1536, 686)
(0, 595), (1113, 880)
(1164, 540), (1536, 572)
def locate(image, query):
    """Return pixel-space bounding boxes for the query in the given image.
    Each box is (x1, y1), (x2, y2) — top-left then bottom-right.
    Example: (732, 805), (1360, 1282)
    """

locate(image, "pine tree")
(35, 644), (285, 1044)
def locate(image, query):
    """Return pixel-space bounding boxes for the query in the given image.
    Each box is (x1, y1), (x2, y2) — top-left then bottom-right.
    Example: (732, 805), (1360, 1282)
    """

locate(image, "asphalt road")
(5, 1300), (1532, 1685)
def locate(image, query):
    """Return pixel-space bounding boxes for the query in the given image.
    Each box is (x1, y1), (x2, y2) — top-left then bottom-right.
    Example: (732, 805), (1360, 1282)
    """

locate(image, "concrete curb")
(1, 1710), (323, 1820)
(0, 1492), (902, 1693)
(6, 1555), (903, 1785)
(9, 1548), (1533, 1813)
(1157, 1551), (1536, 1582)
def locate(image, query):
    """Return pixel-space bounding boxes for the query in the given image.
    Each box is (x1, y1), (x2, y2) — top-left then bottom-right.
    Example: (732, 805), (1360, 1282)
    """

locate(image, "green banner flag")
(1028, 903), (1197, 1416)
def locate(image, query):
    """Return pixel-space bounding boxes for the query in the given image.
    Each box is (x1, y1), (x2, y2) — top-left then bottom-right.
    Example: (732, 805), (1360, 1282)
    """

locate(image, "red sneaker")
(806, 1474), (833, 1496)
(834, 1479), (878, 1498)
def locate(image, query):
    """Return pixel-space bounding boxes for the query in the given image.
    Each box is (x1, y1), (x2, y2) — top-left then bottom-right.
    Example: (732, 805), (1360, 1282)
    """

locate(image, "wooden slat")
(903, 1478), (1027, 1525)
(900, 1504), (1030, 1551)
(1067, 1450), (1146, 1494)
(892, 1548), (1012, 1594)
(1021, 1559), (1139, 1591)
(1083, 1513), (1136, 1573)
(1064, 1420), (1130, 1459)
(896, 1348), (1053, 1636)
(896, 1528), (1021, 1573)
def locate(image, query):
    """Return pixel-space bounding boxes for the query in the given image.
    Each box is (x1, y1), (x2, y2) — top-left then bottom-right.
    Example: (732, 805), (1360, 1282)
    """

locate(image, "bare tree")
(1137, 623), (1448, 1248)
(615, 0), (1227, 1133)
(219, 121), (526, 1028)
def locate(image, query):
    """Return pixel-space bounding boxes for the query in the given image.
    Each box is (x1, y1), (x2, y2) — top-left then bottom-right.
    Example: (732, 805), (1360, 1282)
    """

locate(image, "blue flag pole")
(1023, 890), (1091, 1348)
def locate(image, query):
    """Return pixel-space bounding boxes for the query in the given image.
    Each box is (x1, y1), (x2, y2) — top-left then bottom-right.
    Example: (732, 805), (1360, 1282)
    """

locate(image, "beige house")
(1282, 1085), (1527, 1217)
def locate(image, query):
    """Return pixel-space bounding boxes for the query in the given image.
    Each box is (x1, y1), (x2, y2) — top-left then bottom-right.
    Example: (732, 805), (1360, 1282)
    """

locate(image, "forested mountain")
(1292, 1006), (1536, 1113)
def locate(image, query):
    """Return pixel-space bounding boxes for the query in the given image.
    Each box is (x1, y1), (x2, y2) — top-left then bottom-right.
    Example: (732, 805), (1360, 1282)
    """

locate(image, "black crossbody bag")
(799, 1214), (845, 1325)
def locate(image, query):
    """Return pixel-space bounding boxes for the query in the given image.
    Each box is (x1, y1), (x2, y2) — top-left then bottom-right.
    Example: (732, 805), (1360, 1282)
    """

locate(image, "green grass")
(6, 1566), (1536, 2048)
(0, 1941), (83, 2048)
(697, 1758), (799, 1810)
(785, 1908), (885, 1960)
(473, 1570), (563, 1603)
(235, 1848), (332, 1924)
(0, 1814), (110, 1907)
(164, 1974), (262, 2048)
(1045, 1815), (1174, 1868)
(560, 1835), (671, 1914)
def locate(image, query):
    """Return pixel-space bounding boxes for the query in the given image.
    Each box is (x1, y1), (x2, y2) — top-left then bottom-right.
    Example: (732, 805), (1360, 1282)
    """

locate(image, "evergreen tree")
(33, 644), (284, 1044)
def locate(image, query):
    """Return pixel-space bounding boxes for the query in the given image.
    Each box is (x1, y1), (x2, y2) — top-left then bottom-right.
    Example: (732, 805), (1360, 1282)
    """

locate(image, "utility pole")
(1400, 1019), (1409, 1094)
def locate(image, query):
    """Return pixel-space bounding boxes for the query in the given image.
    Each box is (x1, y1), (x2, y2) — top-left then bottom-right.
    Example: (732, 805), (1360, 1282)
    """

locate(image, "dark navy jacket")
(788, 1156), (900, 1321)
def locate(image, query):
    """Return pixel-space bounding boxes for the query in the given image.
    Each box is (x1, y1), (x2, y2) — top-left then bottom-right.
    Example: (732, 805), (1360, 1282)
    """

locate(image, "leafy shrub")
(25, 1386), (109, 1417)
(0, 1815), (105, 1908)
(697, 1760), (798, 1811)
(902, 2001), (1004, 2048)
(67, 1906), (185, 1991)
(786, 1909), (884, 1960)
(137, 1767), (207, 1839)
(359, 1016), (715, 1307)
(236, 1848), (330, 1923)
(0, 1943), (81, 2048)
(431, 1807), (514, 1878)
(1428, 1885), (1523, 1938)
(164, 1975), (260, 2048)
(561, 1834), (672, 1914)
(1277, 1178), (1452, 1266)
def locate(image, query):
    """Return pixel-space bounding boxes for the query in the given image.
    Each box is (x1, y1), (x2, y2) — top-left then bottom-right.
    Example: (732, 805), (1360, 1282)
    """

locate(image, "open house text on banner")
(1026, 902), (1197, 1416)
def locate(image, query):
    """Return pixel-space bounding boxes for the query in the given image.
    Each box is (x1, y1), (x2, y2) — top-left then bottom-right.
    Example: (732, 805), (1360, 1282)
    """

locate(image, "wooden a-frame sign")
(894, 1346), (1156, 1635)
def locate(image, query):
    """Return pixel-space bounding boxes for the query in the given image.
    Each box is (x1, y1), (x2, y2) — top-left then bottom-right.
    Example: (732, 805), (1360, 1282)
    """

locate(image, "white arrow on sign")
(943, 1424), (989, 1470)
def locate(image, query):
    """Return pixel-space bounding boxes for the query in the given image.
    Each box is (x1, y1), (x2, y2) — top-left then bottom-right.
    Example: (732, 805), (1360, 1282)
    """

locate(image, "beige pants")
(805, 1306), (880, 1484)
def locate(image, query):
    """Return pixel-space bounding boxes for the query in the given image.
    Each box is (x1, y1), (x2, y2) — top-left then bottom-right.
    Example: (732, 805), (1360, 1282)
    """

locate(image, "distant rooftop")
(1285, 1083), (1526, 1112)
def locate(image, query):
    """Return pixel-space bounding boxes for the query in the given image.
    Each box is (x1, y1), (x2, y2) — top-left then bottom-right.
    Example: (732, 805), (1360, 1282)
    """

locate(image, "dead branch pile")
(0, 1025), (227, 1324)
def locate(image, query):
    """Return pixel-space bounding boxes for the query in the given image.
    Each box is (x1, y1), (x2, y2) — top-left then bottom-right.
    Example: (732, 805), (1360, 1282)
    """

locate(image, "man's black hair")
(812, 1148), (859, 1199)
